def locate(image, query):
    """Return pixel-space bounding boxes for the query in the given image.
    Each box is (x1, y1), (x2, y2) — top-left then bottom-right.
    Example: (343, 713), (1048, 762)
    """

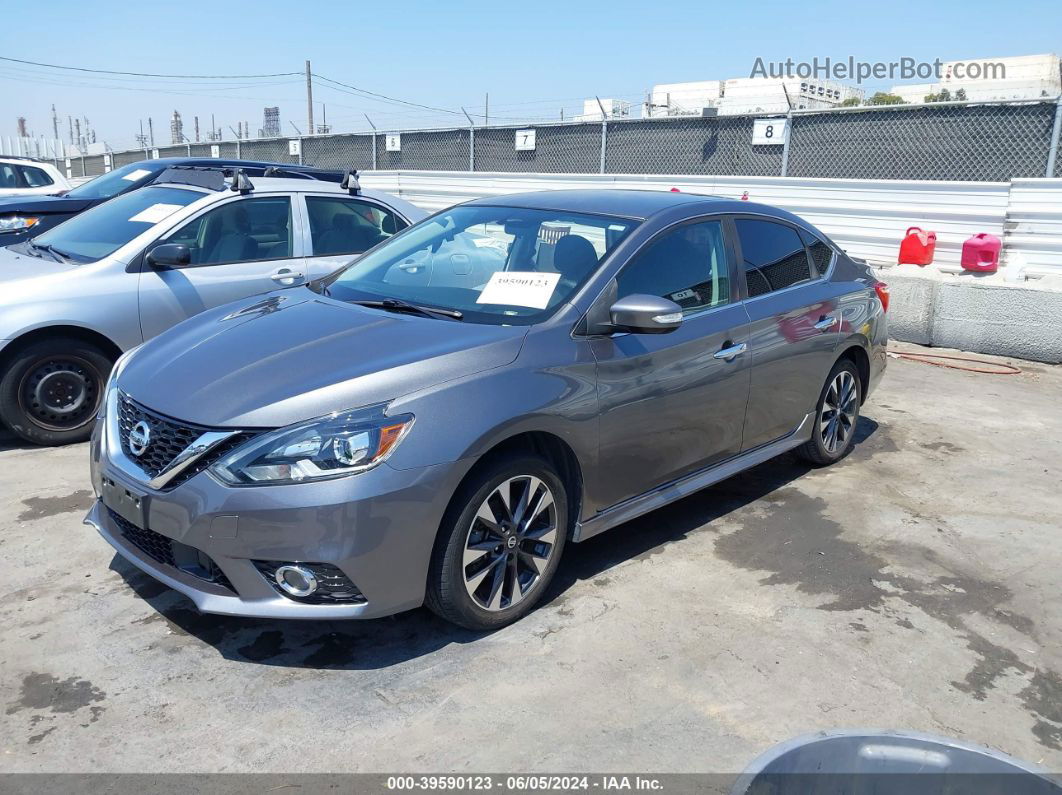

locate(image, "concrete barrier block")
(877, 268), (937, 345)
(932, 280), (1062, 363)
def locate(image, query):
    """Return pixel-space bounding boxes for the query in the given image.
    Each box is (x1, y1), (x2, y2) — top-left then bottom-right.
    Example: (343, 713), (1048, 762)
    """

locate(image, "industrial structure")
(261, 106), (281, 138)
(889, 53), (1061, 103)
(644, 77), (863, 117)
(573, 98), (632, 121)
(169, 110), (184, 145)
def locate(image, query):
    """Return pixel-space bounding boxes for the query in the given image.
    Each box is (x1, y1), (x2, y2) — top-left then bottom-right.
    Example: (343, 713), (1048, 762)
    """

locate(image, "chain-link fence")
(75, 97), (1062, 182)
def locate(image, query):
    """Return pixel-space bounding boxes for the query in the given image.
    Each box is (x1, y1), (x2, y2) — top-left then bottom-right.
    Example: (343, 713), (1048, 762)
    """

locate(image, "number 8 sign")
(752, 118), (788, 146)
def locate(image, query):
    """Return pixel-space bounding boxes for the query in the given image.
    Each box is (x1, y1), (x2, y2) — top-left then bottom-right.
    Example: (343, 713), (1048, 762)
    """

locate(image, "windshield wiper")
(354, 298), (463, 320)
(30, 242), (74, 263)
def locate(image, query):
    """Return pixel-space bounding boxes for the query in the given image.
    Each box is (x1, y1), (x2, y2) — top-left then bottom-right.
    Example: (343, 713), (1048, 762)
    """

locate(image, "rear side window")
(0, 164), (18, 189)
(735, 219), (813, 298)
(617, 220), (730, 314)
(801, 229), (834, 276)
(19, 165), (54, 188)
(306, 196), (408, 256)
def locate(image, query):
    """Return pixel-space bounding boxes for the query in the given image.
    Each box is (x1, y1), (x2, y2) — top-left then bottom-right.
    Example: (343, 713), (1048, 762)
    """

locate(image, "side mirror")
(146, 243), (191, 269)
(609, 294), (683, 334)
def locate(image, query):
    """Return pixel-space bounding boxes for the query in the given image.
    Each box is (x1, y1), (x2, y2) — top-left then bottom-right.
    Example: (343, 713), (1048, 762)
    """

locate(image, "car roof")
(464, 188), (815, 227)
(144, 178), (413, 209)
(463, 189), (735, 219)
(135, 157), (333, 171)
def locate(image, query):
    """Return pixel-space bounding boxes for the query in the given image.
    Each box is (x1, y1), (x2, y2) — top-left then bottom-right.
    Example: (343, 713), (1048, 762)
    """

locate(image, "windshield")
(66, 162), (162, 199)
(316, 205), (638, 325)
(33, 185), (203, 262)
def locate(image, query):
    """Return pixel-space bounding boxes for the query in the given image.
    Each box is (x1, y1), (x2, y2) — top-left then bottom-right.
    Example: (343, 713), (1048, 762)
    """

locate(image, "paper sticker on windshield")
(476, 271), (560, 310)
(128, 203), (184, 224)
(122, 168), (153, 182)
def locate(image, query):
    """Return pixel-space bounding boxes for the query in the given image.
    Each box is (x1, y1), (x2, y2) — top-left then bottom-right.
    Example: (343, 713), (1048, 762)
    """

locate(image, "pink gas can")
(961, 233), (1002, 273)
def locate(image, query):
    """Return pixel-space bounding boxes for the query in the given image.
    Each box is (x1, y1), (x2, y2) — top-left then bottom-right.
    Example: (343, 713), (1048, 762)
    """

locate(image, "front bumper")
(87, 415), (472, 620)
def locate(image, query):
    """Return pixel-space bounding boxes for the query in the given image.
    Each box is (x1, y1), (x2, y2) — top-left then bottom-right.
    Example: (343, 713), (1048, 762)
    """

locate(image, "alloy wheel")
(462, 475), (558, 612)
(820, 370), (858, 454)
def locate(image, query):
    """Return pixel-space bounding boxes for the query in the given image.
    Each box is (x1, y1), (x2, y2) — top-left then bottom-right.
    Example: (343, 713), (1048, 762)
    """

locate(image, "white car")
(0, 157), (71, 198)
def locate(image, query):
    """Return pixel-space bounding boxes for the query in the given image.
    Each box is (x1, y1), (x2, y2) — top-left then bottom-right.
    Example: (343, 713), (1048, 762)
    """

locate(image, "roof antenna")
(340, 169), (361, 196)
(231, 168), (254, 194)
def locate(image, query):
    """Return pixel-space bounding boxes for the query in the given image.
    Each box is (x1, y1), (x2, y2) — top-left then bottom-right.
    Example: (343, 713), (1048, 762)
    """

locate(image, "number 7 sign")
(515, 129), (536, 151)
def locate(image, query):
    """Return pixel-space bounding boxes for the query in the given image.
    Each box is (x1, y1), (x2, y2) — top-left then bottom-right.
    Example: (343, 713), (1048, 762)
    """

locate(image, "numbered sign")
(385, 133), (402, 152)
(752, 118), (788, 145)
(515, 129), (536, 151)
(210, 144), (221, 158)
(64, 157), (71, 168)
(288, 139), (302, 157)
(150, 148), (160, 159)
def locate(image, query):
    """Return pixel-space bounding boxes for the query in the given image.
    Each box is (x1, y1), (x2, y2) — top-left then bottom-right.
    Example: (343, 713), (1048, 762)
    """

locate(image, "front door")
(138, 195), (303, 340)
(590, 218), (752, 509)
(733, 218), (841, 450)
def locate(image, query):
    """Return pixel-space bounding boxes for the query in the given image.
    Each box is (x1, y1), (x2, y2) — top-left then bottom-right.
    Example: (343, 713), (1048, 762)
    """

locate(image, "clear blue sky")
(2, 0), (1059, 149)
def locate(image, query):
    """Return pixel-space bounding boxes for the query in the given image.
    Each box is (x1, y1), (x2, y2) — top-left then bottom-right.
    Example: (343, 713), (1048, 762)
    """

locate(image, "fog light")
(274, 565), (318, 597)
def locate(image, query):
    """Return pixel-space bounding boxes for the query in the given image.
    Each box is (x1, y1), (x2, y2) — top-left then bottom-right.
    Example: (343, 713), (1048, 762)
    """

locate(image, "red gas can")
(898, 227), (937, 266)
(961, 233), (1001, 273)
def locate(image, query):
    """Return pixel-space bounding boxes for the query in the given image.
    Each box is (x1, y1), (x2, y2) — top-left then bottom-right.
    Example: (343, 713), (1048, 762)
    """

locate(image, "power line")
(312, 73), (467, 117)
(0, 55), (300, 80)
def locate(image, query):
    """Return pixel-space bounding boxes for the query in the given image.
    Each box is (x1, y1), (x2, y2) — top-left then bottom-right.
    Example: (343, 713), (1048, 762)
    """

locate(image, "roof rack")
(261, 165), (344, 184)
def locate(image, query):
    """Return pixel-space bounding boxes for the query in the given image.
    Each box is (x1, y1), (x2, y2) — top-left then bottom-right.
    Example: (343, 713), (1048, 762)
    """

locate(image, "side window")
(0, 164), (18, 189)
(800, 229), (834, 277)
(616, 220), (730, 314)
(735, 219), (813, 298)
(19, 165), (54, 188)
(162, 197), (292, 266)
(306, 196), (408, 256)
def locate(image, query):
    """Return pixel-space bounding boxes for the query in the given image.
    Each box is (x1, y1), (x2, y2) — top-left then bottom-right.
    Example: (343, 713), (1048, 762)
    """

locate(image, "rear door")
(301, 194), (411, 279)
(590, 217), (752, 508)
(732, 216), (841, 450)
(138, 193), (305, 340)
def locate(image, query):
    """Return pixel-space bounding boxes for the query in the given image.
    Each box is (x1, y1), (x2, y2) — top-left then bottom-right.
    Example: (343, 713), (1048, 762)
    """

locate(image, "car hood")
(0, 194), (95, 214)
(0, 244), (79, 282)
(119, 290), (529, 428)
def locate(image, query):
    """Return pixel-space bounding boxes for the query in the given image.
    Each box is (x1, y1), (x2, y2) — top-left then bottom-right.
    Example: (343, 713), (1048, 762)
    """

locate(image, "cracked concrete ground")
(1, 342), (1059, 773)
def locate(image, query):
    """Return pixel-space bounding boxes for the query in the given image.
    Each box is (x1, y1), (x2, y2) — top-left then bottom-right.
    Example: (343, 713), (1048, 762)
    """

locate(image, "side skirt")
(572, 412), (814, 542)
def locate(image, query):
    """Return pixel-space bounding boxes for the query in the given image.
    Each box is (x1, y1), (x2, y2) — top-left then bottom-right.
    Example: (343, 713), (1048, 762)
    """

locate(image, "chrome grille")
(116, 393), (256, 489)
(118, 393), (208, 478)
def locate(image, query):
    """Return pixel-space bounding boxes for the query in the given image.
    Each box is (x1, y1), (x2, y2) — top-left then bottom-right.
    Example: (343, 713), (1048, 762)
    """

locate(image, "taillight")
(873, 281), (889, 313)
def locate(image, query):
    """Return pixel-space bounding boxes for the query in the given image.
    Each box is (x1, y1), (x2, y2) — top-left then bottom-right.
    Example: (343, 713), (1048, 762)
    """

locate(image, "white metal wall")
(360, 171), (1018, 271)
(1003, 180), (1062, 278)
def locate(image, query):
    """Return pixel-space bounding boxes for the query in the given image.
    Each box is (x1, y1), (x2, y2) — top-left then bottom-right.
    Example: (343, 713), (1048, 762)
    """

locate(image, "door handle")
(713, 342), (747, 361)
(814, 315), (837, 331)
(270, 269), (304, 283)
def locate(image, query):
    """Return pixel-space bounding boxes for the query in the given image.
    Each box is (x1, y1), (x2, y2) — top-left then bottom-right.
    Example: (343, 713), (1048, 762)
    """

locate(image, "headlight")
(209, 406), (414, 486)
(0, 216), (40, 232)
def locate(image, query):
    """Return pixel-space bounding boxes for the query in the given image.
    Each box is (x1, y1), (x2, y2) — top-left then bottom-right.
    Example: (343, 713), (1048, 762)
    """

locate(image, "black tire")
(426, 453), (569, 631)
(796, 358), (861, 466)
(0, 338), (113, 446)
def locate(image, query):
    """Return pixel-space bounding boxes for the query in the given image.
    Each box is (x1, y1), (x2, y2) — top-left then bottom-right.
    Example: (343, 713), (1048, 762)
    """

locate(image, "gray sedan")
(0, 168), (424, 445)
(87, 189), (888, 630)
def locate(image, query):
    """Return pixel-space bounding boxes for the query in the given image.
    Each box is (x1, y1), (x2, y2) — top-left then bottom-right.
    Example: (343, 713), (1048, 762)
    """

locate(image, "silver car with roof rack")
(0, 166), (425, 445)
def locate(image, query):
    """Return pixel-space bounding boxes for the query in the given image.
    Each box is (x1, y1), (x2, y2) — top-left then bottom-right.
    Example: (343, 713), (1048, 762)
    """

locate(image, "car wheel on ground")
(427, 453), (568, 631)
(0, 338), (113, 446)
(796, 358), (861, 466)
